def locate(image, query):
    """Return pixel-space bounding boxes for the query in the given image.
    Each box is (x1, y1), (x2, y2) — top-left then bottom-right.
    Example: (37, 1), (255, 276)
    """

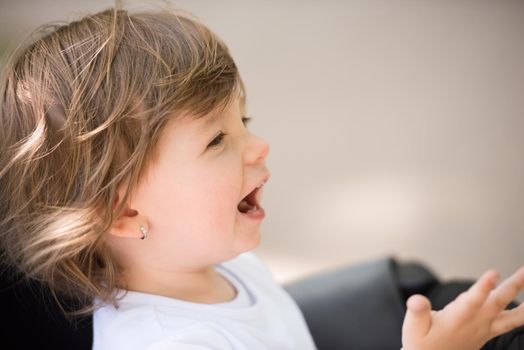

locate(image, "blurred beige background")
(1, 0), (523, 298)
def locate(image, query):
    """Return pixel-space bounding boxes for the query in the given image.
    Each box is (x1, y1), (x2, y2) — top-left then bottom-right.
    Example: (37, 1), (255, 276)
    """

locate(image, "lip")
(239, 172), (271, 202)
(238, 206), (265, 221)
(237, 171), (270, 221)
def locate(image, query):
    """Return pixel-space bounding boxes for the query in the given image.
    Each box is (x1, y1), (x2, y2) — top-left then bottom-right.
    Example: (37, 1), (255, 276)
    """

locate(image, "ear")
(108, 183), (148, 239)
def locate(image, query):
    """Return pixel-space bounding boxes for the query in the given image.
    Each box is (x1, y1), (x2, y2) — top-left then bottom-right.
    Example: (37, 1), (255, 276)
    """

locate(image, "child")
(0, 3), (523, 350)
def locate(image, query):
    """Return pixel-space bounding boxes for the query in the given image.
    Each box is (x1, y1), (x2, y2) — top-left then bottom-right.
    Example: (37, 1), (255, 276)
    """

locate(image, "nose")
(245, 133), (269, 164)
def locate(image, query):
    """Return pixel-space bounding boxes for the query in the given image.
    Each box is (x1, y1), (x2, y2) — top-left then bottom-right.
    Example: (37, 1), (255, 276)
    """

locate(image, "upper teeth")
(257, 179), (267, 188)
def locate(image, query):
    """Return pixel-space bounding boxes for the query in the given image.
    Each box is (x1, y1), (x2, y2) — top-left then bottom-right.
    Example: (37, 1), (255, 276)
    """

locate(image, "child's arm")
(401, 266), (524, 350)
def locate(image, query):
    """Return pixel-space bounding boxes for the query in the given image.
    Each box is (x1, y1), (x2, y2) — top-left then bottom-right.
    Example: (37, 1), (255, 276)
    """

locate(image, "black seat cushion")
(1, 256), (522, 350)
(283, 257), (524, 350)
(0, 261), (92, 350)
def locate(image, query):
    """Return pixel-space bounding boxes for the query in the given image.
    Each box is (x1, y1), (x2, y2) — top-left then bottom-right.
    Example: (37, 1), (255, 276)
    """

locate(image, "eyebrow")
(195, 96), (245, 132)
(195, 113), (222, 134)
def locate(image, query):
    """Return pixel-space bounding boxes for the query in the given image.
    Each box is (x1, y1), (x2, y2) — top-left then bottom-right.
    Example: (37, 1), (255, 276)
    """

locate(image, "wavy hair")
(0, 3), (244, 320)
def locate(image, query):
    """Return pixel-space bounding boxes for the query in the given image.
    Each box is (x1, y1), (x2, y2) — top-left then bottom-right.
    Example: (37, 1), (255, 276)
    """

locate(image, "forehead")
(158, 96), (240, 142)
(194, 94), (244, 131)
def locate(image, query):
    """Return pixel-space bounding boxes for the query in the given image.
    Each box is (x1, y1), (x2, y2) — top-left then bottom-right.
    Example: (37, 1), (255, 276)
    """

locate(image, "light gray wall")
(2, 0), (523, 299)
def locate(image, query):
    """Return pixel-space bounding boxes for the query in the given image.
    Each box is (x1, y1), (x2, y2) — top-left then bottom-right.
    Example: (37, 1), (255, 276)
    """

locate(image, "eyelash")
(207, 117), (252, 149)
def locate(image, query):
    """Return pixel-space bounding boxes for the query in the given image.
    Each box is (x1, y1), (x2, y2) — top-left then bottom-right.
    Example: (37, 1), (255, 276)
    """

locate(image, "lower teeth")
(246, 205), (258, 213)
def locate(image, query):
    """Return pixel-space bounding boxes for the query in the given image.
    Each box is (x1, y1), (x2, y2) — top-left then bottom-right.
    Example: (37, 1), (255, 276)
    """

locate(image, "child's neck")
(120, 265), (238, 304)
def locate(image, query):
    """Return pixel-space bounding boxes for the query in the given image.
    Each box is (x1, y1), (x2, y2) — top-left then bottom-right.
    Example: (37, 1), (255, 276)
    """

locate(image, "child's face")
(114, 95), (270, 270)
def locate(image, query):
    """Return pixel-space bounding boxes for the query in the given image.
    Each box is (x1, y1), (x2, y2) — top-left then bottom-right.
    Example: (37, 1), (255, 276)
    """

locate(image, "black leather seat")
(282, 257), (524, 350)
(1, 256), (522, 349)
(0, 260), (93, 350)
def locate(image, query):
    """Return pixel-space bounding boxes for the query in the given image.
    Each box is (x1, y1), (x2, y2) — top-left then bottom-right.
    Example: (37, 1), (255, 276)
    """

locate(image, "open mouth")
(237, 186), (261, 214)
(237, 174), (269, 219)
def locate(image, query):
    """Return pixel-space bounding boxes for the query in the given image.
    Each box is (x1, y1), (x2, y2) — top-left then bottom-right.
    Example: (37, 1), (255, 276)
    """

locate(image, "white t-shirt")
(92, 252), (318, 350)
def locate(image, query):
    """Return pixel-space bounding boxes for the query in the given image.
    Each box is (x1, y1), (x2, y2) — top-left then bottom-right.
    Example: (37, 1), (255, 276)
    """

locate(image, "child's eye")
(242, 116), (252, 127)
(207, 117), (251, 150)
(207, 132), (226, 149)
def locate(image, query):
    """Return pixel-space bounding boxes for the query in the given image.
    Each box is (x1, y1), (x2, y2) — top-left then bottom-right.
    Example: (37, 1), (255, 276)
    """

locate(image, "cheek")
(173, 168), (241, 229)
(143, 151), (243, 239)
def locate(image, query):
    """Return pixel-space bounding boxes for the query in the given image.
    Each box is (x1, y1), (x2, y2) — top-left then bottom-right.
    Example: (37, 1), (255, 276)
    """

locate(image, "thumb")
(402, 294), (432, 345)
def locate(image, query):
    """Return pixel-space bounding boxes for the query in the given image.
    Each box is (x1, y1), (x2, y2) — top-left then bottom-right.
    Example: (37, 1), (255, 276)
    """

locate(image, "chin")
(236, 229), (261, 253)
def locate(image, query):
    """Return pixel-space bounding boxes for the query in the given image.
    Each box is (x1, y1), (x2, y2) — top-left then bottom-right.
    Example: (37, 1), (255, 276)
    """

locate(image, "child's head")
(0, 4), (269, 317)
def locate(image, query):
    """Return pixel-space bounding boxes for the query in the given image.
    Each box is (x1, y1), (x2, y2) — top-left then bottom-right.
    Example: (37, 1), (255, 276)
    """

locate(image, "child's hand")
(401, 266), (524, 350)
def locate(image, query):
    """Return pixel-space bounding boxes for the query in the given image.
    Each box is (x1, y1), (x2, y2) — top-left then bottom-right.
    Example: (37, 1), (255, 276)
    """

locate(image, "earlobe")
(109, 187), (149, 239)
(108, 207), (148, 239)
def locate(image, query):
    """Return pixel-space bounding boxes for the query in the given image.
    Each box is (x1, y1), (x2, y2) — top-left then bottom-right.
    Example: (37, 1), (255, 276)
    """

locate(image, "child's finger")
(490, 302), (524, 336)
(487, 266), (524, 312)
(461, 269), (500, 309)
(402, 294), (432, 342)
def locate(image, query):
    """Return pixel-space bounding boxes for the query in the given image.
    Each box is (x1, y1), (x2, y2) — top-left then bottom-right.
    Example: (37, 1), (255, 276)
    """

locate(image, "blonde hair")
(0, 3), (244, 319)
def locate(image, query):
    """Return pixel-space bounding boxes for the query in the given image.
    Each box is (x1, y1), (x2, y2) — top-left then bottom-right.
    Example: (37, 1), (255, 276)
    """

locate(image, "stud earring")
(139, 224), (148, 240)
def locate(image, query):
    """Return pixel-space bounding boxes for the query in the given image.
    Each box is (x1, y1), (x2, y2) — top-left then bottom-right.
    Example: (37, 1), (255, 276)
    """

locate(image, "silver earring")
(139, 224), (148, 240)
